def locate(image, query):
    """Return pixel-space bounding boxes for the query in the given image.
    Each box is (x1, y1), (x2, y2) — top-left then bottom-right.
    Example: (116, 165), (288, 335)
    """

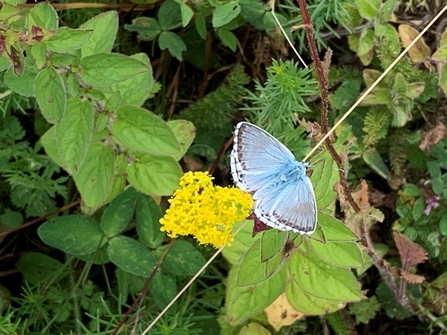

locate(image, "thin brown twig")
(111, 238), (176, 335)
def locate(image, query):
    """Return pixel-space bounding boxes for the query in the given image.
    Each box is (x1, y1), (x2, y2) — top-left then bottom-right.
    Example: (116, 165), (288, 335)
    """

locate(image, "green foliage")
(348, 296), (381, 324)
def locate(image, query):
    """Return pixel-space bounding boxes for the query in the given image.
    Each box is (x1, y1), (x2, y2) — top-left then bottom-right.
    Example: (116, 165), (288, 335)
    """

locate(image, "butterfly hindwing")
(230, 122), (317, 234)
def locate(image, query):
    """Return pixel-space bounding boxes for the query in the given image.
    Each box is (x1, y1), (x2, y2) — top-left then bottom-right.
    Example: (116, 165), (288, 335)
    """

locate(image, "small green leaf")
(439, 64), (447, 96)
(79, 11), (118, 57)
(17, 252), (72, 285)
(195, 12), (207, 39)
(158, 31), (186, 61)
(403, 183), (421, 197)
(217, 28), (237, 52)
(126, 155), (182, 196)
(358, 28), (374, 57)
(0, 209), (23, 228)
(212, 2), (241, 28)
(80, 53), (150, 86)
(404, 226), (418, 241)
(100, 187), (140, 237)
(28, 2), (58, 29)
(412, 197), (425, 221)
(174, 0), (194, 27)
(162, 240), (206, 276)
(4, 63), (38, 96)
(355, 0), (381, 20)
(45, 27), (93, 52)
(124, 17), (161, 41)
(136, 194), (165, 249)
(363, 148), (390, 180)
(240, 0), (266, 30)
(440, 214), (447, 236)
(149, 272), (177, 308)
(38, 215), (106, 255)
(30, 42), (46, 69)
(310, 240), (363, 268)
(167, 120), (195, 161)
(73, 136), (115, 210)
(237, 239), (267, 286)
(35, 67), (66, 123)
(107, 236), (158, 277)
(112, 106), (180, 156)
(41, 125), (64, 167)
(0, 2), (22, 21)
(260, 230), (287, 262)
(57, 98), (95, 174)
(158, 0), (183, 30)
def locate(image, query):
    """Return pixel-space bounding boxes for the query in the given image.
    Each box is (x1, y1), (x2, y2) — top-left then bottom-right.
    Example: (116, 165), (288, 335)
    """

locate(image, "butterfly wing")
(254, 175), (317, 234)
(230, 122), (296, 192)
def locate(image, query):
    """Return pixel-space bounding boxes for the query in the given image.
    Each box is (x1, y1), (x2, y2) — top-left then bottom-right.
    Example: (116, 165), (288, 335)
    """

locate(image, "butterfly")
(230, 122), (317, 234)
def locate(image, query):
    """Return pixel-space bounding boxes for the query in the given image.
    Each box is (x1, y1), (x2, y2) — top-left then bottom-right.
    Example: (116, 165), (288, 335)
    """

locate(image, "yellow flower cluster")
(159, 171), (253, 248)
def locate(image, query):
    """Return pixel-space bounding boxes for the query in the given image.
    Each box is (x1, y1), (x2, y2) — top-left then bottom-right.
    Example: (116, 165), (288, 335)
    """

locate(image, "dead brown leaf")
(398, 24), (431, 62)
(401, 270), (425, 284)
(264, 293), (304, 331)
(394, 232), (428, 269)
(419, 123), (447, 151)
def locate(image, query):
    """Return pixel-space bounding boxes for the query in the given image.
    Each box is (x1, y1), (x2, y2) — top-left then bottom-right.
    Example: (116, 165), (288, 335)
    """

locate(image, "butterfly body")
(230, 122), (317, 234)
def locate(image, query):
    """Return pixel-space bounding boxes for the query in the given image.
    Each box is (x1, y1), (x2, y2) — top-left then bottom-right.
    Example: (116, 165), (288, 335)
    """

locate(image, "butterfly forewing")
(230, 121), (317, 234)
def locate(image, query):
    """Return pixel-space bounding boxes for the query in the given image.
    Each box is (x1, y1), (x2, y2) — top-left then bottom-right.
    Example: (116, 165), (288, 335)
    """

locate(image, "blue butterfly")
(230, 122), (317, 234)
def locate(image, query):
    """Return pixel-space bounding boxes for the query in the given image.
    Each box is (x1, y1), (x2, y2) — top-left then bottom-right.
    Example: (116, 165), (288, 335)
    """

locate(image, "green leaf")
(260, 230), (287, 262)
(311, 152), (338, 210)
(45, 27), (93, 52)
(309, 240), (363, 268)
(240, 0), (266, 30)
(217, 28), (237, 52)
(126, 154), (182, 196)
(174, 0), (194, 27)
(358, 28), (374, 57)
(412, 197), (425, 221)
(226, 266), (286, 325)
(35, 67), (66, 123)
(440, 214), (447, 236)
(237, 239), (267, 286)
(363, 148), (390, 180)
(158, 0), (182, 30)
(4, 63), (38, 96)
(0, 209), (23, 228)
(0, 2), (22, 20)
(136, 194), (165, 249)
(73, 135), (115, 210)
(212, 1), (241, 28)
(403, 183), (421, 197)
(195, 12), (207, 39)
(28, 2), (58, 29)
(57, 98), (95, 174)
(158, 31), (186, 61)
(149, 272), (177, 308)
(16, 252), (72, 285)
(222, 220), (259, 265)
(100, 187), (140, 237)
(30, 42), (46, 69)
(289, 251), (362, 301)
(319, 213), (358, 241)
(80, 53), (150, 86)
(79, 11), (118, 57)
(439, 64), (447, 96)
(41, 125), (64, 167)
(355, 0), (381, 20)
(167, 120), (195, 161)
(38, 215), (106, 255)
(107, 236), (158, 276)
(124, 17), (161, 41)
(162, 240), (206, 276)
(112, 106), (180, 156)
(76, 245), (110, 265)
(287, 279), (346, 315)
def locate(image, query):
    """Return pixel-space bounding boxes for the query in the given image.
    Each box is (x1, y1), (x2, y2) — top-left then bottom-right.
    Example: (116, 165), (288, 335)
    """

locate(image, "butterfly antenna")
(269, 0), (308, 68)
(303, 4), (447, 162)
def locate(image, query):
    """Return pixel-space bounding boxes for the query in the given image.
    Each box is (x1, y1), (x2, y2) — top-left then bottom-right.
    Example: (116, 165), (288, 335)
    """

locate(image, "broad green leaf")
(28, 2), (57, 29)
(0, 2), (22, 20)
(162, 240), (206, 276)
(195, 12), (207, 40)
(355, 0), (381, 20)
(440, 213), (447, 236)
(363, 148), (390, 180)
(357, 28), (374, 57)
(104, 53), (155, 106)
(240, 0), (266, 30)
(318, 213), (358, 241)
(17, 252), (72, 285)
(136, 194), (165, 249)
(79, 11), (118, 57)
(80, 53), (150, 86)
(112, 106), (180, 156)
(45, 27), (93, 52)
(0, 209), (23, 228)
(237, 239), (266, 286)
(287, 280), (346, 315)
(4, 63), (38, 96)
(158, 31), (186, 61)
(222, 219), (257, 265)
(311, 153), (338, 210)
(403, 183), (421, 197)
(212, 2), (241, 28)
(226, 266), (286, 325)
(289, 251), (362, 301)
(158, 0), (182, 30)
(30, 42), (46, 69)
(310, 240), (363, 268)
(107, 236), (158, 277)
(127, 155), (182, 196)
(379, 0), (397, 22)
(149, 272), (177, 308)
(174, 0), (193, 27)
(76, 245), (110, 265)
(41, 125), (64, 167)
(73, 134), (115, 210)
(260, 230), (287, 262)
(38, 215), (107, 255)
(412, 196), (425, 221)
(124, 17), (161, 41)
(100, 187), (140, 237)
(57, 98), (95, 174)
(35, 67), (66, 123)
(167, 120), (195, 161)
(217, 28), (237, 52)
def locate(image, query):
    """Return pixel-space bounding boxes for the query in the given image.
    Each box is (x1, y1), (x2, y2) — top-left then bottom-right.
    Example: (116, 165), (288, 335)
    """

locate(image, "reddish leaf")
(394, 232), (428, 269)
